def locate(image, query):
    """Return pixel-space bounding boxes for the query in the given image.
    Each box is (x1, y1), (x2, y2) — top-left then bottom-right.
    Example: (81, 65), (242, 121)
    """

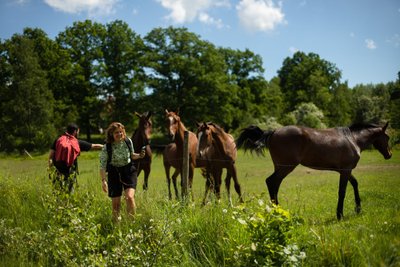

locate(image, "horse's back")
(269, 126), (359, 169)
(225, 133), (237, 161)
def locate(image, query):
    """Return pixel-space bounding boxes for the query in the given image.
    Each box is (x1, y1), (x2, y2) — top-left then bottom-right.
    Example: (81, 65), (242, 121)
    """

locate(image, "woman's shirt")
(99, 138), (135, 169)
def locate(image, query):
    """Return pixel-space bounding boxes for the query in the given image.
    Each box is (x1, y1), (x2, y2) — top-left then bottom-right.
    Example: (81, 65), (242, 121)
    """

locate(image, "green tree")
(101, 20), (146, 127)
(278, 51), (341, 114)
(143, 27), (233, 130)
(351, 83), (391, 124)
(327, 82), (352, 126)
(57, 20), (106, 140)
(22, 28), (77, 132)
(388, 72), (400, 129)
(282, 102), (326, 128)
(219, 48), (274, 129)
(0, 34), (55, 152)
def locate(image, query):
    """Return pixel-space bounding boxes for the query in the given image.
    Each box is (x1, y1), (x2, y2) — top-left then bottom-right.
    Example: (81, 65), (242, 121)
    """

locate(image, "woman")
(100, 122), (145, 222)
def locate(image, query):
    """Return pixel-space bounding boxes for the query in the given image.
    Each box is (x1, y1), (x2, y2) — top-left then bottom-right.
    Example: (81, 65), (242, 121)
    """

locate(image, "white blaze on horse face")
(168, 116), (175, 140)
(197, 131), (203, 157)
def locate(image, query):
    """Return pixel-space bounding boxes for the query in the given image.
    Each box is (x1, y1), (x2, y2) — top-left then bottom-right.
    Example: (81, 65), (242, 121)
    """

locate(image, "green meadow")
(0, 149), (399, 266)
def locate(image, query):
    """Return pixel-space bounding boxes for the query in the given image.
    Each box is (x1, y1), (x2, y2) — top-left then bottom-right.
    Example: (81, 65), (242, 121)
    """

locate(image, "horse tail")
(150, 144), (167, 157)
(236, 125), (274, 155)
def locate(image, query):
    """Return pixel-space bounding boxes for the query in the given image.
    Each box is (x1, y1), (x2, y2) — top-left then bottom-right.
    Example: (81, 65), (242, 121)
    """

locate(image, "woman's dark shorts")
(107, 163), (137, 198)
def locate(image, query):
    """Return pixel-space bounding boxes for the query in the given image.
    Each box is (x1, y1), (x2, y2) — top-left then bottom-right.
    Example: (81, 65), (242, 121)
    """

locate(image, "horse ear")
(135, 112), (141, 118)
(146, 111), (152, 119)
(196, 122), (201, 128)
(383, 121), (389, 132)
(165, 109), (169, 114)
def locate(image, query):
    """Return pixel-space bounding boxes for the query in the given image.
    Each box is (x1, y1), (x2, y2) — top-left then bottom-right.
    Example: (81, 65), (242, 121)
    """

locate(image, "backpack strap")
(106, 143), (112, 171)
(124, 137), (133, 154)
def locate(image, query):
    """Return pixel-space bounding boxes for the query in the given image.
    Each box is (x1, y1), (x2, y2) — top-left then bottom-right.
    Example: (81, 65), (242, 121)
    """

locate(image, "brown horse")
(131, 111), (152, 190)
(164, 110), (199, 199)
(236, 122), (392, 220)
(196, 122), (243, 205)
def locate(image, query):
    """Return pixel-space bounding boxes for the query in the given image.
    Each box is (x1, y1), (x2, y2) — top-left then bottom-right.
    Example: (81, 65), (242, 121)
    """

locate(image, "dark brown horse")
(196, 122), (243, 205)
(131, 111), (152, 190)
(164, 110), (199, 199)
(236, 122), (392, 220)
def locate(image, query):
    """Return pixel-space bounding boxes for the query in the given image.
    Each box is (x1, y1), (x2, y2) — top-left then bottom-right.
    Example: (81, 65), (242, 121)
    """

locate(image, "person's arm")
(131, 150), (145, 160)
(100, 168), (108, 193)
(128, 138), (145, 160)
(91, 143), (103, 150)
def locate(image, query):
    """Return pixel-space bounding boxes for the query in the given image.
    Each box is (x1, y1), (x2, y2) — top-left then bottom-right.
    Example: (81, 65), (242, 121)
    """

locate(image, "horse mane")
(206, 122), (232, 154)
(349, 123), (380, 132)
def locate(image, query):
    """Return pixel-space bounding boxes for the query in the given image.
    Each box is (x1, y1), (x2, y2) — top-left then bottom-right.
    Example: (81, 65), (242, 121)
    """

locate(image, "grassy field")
(0, 148), (399, 266)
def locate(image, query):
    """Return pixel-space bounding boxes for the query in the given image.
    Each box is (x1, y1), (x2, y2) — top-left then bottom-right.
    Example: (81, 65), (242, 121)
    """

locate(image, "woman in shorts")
(99, 122), (145, 222)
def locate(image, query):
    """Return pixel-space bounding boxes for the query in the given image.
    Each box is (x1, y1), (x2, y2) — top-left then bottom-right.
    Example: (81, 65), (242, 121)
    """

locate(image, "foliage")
(0, 33), (56, 152)
(0, 150), (399, 266)
(278, 51), (341, 114)
(282, 102), (326, 128)
(351, 83), (391, 124)
(57, 20), (106, 140)
(232, 200), (305, 266)
(100, 20), (146, 127)
(0, 20), (398, 152)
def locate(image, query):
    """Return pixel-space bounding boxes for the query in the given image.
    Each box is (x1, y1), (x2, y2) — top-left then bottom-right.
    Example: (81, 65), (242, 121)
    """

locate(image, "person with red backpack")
(48, 123), (103, 193)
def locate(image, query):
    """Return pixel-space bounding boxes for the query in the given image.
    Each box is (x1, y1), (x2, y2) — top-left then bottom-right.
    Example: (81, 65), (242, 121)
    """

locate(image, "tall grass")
(0, 149), (399, 266)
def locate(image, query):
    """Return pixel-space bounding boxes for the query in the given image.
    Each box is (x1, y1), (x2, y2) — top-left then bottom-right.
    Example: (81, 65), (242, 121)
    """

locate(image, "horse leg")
(228, 164), (243, 204)
(214, 168), (223, 203)
(202, 171), (211, 205)
(172, 168), (180, 200)
(265, 166), (295, 205)
(225, 170), (232, 206)
(337, 172), (350, 220)
(188, 164), (195, 201)
(142, 163), (150, 191)
(164, 164), (172, 200)
(349, 174), (361, 214)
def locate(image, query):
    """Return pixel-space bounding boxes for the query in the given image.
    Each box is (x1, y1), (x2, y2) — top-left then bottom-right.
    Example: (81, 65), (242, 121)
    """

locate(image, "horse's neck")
(211, 131), (230, 157)
(175, 122), (188, 146)
(352, 128), (378, 151)
(133, 128), (146, 148)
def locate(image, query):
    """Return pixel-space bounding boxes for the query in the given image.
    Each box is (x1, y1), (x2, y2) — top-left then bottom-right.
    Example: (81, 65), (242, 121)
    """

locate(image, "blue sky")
(1, 0), (399, 87)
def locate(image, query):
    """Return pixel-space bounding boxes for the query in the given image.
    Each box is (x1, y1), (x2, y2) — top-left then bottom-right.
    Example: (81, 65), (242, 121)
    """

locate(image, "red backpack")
(54, 133), (81, 167)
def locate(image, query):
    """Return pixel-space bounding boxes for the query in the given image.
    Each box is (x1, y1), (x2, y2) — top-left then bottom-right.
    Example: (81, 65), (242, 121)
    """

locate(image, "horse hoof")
(355, 206), (361, 214)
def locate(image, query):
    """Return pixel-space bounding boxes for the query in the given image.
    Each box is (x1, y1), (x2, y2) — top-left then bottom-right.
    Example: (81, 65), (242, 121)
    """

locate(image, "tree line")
(1, 19), (399, 153)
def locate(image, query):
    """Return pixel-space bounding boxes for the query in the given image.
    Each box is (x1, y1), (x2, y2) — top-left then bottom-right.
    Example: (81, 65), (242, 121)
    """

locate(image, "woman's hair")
(105, 122), (126, 143)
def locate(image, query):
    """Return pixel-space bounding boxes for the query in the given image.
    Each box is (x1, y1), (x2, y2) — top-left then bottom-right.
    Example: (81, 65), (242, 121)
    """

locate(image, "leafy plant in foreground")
(232, 198), (306, 266)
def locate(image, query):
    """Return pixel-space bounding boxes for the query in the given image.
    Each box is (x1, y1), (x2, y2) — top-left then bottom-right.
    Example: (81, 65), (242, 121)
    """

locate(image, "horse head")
(135, 111), (152, 141)
(196, 122), (213, 159)
(165, 109), (180, 141)
(373, 122), (392, 160)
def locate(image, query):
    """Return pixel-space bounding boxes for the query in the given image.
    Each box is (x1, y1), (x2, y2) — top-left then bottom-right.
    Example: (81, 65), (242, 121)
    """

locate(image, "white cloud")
(199, 12), (224, 28)
(44, 0), (118, 16)
(236, 0), (286, 32)
(365, 39), (377, 50)
(157, 0), (229, 26)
